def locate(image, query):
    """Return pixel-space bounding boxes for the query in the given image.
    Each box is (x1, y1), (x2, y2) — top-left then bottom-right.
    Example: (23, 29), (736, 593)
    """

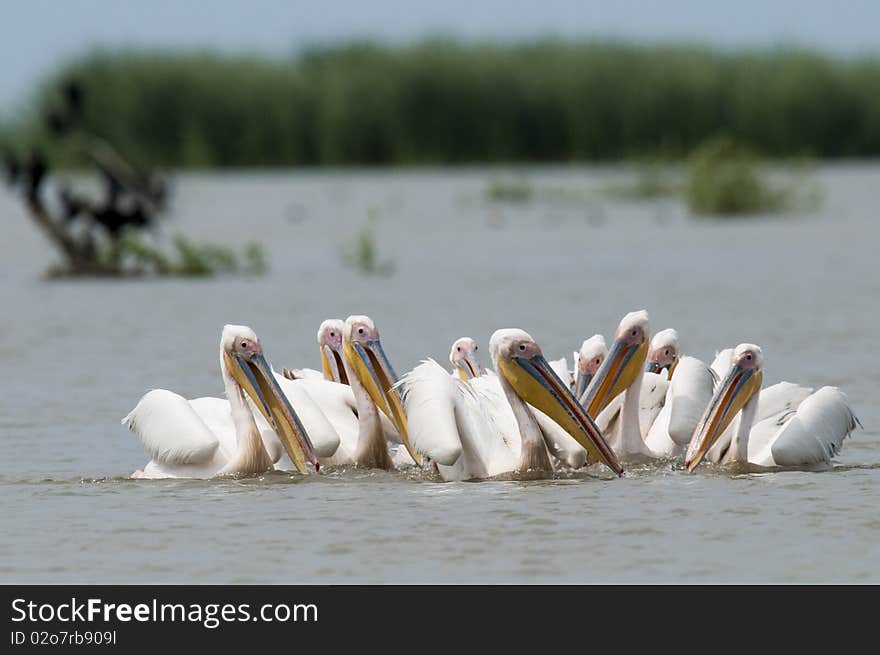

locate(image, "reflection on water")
(0, 165), (878, 583)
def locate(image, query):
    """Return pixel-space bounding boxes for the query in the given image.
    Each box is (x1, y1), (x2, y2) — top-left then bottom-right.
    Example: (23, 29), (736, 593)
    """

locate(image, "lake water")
(1, 165), (878, 583)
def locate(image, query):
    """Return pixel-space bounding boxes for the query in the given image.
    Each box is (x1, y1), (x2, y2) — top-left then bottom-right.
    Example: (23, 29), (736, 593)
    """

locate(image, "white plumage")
(124, 325), (319, 479)
(758, 387), (859, 466)
(399, 328), (622, 479)
(548, 357), (572, 388)
(124, 392), (285, 479)
(593, 371), (668, 454)
(644, 356), (716, 457)
(274, 370), (403, 466)
(473, 372), (588, 469)
(687, 344), (860, 470)
(400, 360), (468, 467)
(400, 361), (520, 480)
(442, 336), (589, 471)
(125, 391), (224, 473)
(717, 386), (859, 467)
(280, 367), (325, 381)
(709, 348), (734, 380)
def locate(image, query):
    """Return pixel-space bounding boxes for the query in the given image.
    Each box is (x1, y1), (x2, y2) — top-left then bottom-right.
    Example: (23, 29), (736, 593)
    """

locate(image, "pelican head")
(685, 343), (764, 472)
(220, 325), (320, 473)
(646, 328), (679, 379)
(449, 337), (485, 380)
(318, 319), (348, 384)
(573, 334), (607, 401)
(490, 328), (623, 476)
(580, 310), (650, 415)
(342, 315), (421, 465)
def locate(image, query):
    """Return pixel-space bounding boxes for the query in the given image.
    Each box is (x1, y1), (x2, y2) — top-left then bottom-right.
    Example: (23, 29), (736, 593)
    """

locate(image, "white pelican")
(580, 311), (669, 460)
(265, 316), (408, 468)
(282, 319), (348, 383)
(642, 329), (716, 457)
(124, 325), (322, 479)
(645, 328), (679, 379)
(685, 344), (860, 471)
(573, 334), (608, 400)
(308, 315), (418, 469)
(702, 347), (817, 463)
(530, 336), (607, 392)
(401, 329), (623, 480)
(446, 336), (593, 469)
(449, 337), (485, 379)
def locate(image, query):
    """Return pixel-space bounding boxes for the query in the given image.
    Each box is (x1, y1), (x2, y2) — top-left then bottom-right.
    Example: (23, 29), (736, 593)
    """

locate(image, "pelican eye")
(457, 346), (461, 352)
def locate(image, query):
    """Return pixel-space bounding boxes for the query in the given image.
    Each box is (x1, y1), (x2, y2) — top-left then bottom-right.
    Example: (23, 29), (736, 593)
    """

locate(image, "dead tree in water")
(3, 79), (168, 277)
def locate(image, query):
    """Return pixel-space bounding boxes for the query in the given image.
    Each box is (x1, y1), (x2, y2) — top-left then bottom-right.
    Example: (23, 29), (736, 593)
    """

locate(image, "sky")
(2, 0), (879, 114)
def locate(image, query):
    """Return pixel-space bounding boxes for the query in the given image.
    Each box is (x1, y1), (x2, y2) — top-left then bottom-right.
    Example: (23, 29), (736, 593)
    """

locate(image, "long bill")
(343, 339), (422, 466)
(321, 344), (349, 385)
(225, 351), (321, 474)
(573, 368), (594, 403)
(646, 358), (678, 380)
(498, 353), (624, 476)
(453, 351), (485, 380)
(684, 363), (762, 472)
(579, 337), (649, 417)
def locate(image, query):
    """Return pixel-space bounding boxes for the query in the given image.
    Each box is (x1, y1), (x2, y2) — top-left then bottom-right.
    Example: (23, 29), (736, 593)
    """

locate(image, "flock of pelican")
(123, 311), (860, 480)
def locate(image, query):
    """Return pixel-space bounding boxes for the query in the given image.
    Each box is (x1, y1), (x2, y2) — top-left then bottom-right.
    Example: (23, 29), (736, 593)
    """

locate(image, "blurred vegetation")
(598, 161), (683, 200)
(339, 208), (395, 275)
(483, 174), (598, 206)
(3, 40), (880, 168)
(485, 176), (534, 203)
(86, 231), (267, 278)
(686, 138), (781, 215)
(686, 136), (822, 216)
(3, 75), (271, 279)
(481, 140), (821, 216)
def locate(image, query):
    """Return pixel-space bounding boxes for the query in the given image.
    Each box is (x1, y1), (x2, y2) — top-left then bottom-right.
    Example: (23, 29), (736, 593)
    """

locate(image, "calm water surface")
(1, 165), (878, 583)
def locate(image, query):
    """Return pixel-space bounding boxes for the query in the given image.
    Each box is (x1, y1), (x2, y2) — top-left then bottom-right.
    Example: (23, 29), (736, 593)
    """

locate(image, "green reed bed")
(4, 40), (880, 168)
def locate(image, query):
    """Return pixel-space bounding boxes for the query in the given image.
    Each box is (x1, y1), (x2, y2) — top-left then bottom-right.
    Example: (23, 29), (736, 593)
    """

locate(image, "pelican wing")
(187, 396), (285, 464)
(755, 387), (859, 467)
(289, 374), (400, 443)
(456, 373), (519, 478)
(638, 371), (669, 437)
(754, 381), (813, 422)
(704, 379), (814, 464)
(122, 389), (219, 465)
(667, 356), (716, 445)
(644, 401), (677, 456)
(399, 360), (464, 466)
(483, 361), (585, 468)
(469, 372), (519, 448)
